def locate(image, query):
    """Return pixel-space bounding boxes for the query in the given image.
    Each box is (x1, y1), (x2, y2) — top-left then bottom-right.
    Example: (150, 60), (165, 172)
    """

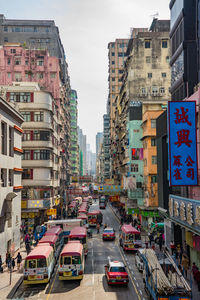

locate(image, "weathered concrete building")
(0, 96), (24, 261)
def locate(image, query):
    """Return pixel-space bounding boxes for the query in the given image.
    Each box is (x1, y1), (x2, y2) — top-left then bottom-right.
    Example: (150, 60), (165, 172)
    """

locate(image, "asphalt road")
(12, 201), (148, 300)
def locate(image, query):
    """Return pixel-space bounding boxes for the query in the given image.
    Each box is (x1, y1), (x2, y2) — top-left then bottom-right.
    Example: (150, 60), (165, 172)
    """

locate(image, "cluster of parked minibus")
(23, 195), (143, 285)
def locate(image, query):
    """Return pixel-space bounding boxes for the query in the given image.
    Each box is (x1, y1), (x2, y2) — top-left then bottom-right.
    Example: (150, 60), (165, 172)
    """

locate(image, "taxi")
(102, 228), (115, 241)
(105, 259), (129, 285)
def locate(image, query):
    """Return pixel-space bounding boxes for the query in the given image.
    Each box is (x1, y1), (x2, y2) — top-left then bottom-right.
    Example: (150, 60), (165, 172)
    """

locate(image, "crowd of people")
(0, 252), (22, 273)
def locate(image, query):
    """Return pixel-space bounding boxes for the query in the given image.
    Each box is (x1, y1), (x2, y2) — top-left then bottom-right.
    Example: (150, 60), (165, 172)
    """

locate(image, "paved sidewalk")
(0, 244), (29, 299)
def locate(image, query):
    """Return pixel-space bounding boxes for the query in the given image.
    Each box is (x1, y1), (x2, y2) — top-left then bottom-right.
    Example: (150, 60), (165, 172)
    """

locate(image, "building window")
(1, 122), (7, 155)
(22, 169), (33, 179)
(23, 131), (31, 141)
(21, 112), (31, 122)
(112, 77), (115, 82)
(166, 56), (170, 63)
(7, 73), (11, 79)
(14, 73), (21, 81)
(152, 86), (159, 95)
(4, 37), (8, 42)
(148, 73), (152, 78)
(151, 119), (156, 128)
(4, 26), (8, 32)
(162, 72), (166, 78)
(151, 138), (156, 146)
(14, 58), (21, 65)
(146, 56), (151, 63)
(34, 112), (44, 122)
(10, 49), (16, 54)
(151, 175), (157, 183)
(50, 73), (56, 78)
(111, 61), (115, 65)
(8, 170), (14, 186)
(112, 86), (115, 92)
(7, 58), (11, 65)
(1, 169), (7, 187)
(152, 155), (157, 164)
(25, 60), (29, 65)
(9, 127), (14, 157)
(37, 59), (44, 66)
(111, 52), (115, 56)
(10, 92), (31, 103)
(23, 150), (31, 160)
(118, 70), (123, 74)
(118, 52), (123, 57)
(33, 131), (40, 140)
(162, 40), (168, 48)
(145, 40), (151, 48)
(37, 72), (43, 79)
(131, 164), (139, 172)
(112, 70), (115, 74)
(33, 150), (50, 160)
(160, 87), (165, 94)
(141, 87), (146, 94)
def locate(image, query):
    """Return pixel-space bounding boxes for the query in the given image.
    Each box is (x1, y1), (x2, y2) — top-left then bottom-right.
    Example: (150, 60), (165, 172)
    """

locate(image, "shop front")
(167, 195), (200, 266)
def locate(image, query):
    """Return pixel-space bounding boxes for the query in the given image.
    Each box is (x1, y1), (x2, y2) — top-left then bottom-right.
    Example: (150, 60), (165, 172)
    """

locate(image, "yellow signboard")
(21, 200), (27, 209)
(21, 212), (38, 219)
(47, 209), (57, 216)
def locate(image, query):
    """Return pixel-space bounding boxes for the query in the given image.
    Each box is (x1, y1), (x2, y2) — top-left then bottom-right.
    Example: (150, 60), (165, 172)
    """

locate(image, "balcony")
(22, 160), (53, 168)
(22, 140), (53, 149)
(22, 178), (55, 186)
(22, 122), (53, 130)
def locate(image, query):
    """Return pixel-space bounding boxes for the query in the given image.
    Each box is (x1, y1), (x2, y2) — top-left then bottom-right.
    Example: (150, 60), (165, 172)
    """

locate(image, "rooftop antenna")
(150, 12), (159, 19)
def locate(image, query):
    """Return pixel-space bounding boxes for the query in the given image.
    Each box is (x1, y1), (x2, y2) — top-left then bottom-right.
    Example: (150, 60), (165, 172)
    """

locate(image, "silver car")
(135, 248), (145, 272)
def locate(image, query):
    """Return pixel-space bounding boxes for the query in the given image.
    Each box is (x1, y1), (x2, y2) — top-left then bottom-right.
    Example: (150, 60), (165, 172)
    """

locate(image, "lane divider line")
(117, 244), (141, 300)
(46, 265), (59, 300)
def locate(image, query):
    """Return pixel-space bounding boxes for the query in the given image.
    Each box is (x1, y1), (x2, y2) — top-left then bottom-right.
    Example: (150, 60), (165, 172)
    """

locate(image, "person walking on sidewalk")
(0, 255), (3, 273)
(182, 253), (189, 278)
(6, 252), (11, 270)
(158, 233), (163, 252)
(15, 252), (22, 270)
(11, 258), (15, 270)
(195, 268), (200, 291)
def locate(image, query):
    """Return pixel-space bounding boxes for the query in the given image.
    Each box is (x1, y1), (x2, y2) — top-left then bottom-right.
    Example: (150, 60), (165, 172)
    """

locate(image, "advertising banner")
(168, 101), (198, 186)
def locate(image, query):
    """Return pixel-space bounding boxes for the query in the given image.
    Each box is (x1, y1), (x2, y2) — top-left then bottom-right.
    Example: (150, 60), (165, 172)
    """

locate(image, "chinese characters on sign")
(169, 195), (200, 229)
(168, 102), (198, 185)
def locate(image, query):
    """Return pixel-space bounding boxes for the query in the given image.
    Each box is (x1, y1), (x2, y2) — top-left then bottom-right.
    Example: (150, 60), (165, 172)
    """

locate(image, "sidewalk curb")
(108, 203), (120, 221)
(6, 276), (23, 299)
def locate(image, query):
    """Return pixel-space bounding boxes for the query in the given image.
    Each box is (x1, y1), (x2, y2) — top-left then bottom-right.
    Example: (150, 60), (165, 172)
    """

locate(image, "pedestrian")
(151, 242), (155, 251)
(195, 268), (200, 291)
(192, 262), (198, 280)
(170, 241), (176, 255)
(97, 223), (100, 234)
(6, 252), (11, 269)
(182, 253), (189, 278)
(11, 258), (15, 270)
(158, 234), (163, 252)
(149, 233), (154, 246)
(0, 255), (3, 273)
(25, 242), (30, 255)
(25, 233), (30, 244)
(15, 252), (22, 270)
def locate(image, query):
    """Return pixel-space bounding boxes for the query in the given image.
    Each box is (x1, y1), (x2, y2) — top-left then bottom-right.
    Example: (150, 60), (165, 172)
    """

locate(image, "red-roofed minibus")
(39, 234), (61, 260)
(87, 210), (103, 227)
(77, 213), (88, 227)
(24, 244), (55, 284)
(119, 224), (142, 251)
(58, 241), (84, 280)
(68, 226), (88, 255)
(68, 201), (78, 217)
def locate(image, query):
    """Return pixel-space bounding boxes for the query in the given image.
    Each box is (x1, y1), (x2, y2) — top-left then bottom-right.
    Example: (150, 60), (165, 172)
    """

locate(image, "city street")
(12, 201), (148, 300)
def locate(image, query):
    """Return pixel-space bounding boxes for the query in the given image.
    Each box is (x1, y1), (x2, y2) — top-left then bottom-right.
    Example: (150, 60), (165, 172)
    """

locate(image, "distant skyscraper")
(96, 132), (103, 156)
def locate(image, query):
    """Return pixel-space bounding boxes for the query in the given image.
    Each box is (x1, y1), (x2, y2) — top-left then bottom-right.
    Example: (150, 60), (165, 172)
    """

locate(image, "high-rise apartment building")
(70, 90), (79, 177)
(96, 132), (103, 157)
(78, 127), (87, 176)
(0, 96), (24, 260)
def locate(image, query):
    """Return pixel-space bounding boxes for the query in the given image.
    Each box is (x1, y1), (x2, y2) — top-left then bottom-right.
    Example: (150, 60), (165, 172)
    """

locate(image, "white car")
(135, 249), (145, 272)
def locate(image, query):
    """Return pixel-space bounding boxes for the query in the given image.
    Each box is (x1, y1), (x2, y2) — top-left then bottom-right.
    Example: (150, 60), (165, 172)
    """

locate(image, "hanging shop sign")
(47, 209), (57, 216)
(168, 101), (198, 186)
(169, 194), (200, 233)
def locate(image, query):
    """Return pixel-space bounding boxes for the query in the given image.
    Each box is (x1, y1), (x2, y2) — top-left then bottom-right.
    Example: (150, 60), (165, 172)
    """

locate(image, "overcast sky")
(1, 0), (170, 152)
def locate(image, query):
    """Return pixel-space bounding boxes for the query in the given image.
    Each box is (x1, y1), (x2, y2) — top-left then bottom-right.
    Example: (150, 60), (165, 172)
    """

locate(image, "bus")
(58, 241), (85, 280)
(44, 219), (84, 243)
(68, 226), (88, 255)
(45, 226), (63, 242)
(77, 213), (88, 227)
(87, 210), (103, 227)
(38, 234), (61, 260)
(68, 201), (78, 217)
(24, 244), (55, 284)
(119, 224), (142, 251)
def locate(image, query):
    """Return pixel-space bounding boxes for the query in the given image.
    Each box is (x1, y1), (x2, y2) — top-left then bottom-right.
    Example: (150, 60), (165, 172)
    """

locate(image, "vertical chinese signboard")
(168, 101), (198, 186)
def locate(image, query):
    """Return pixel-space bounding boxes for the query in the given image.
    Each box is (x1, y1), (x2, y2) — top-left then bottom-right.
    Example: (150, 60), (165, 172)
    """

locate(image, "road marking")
(139, 290), (142, 295)
(46, 266), (58, 300)
(117, 245), (141, 300)
(136, 282), (139, 287)
(134, 276), (136, 280)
